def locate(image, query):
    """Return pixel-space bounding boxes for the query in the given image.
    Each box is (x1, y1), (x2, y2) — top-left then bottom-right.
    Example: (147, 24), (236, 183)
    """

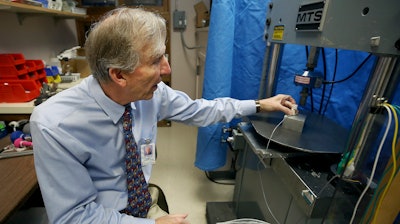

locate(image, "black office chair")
(150, 146), (169, 213)
(149, 183), (169, 214)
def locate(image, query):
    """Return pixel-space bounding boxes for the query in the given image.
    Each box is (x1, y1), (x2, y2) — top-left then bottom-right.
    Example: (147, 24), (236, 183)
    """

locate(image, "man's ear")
(109, 68), (126, 87)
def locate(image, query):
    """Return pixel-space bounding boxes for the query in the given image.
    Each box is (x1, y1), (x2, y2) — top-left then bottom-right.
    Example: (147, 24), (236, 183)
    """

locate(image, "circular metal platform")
(248, 112), (349, 154)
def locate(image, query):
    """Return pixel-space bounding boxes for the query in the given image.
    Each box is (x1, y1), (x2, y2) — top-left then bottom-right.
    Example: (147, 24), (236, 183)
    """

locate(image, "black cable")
(309, 87), (314, 112)
(319, 48), (328, 114)
(323, 53), (373, 84)
(305, 45), (309, 60)
(226, 140), (240, 172)
(204, 133), (237, 185)
(322, 49), (338, 115)
(229, 147), (239, 174)
(204, 171), (235, 185)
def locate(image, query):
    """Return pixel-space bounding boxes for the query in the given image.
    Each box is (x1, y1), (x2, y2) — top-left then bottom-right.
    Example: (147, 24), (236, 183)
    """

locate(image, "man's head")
(85, 7), (167, 84)
(84, 7), (171, 104)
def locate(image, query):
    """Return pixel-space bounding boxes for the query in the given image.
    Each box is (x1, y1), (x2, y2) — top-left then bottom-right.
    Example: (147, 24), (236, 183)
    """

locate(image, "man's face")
(124, 47), (171, 101)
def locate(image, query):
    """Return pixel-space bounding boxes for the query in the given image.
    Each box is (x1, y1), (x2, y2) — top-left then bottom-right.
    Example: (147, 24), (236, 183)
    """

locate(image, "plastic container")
(0, 54), (48, 102)
(37, 68), (46, 79)
(0, 66), (29, 80)
(0, 80), (41, 102)
(45, 66), (60, 76)
(26, 60), (45, 70)
(0, 54), (25, 66)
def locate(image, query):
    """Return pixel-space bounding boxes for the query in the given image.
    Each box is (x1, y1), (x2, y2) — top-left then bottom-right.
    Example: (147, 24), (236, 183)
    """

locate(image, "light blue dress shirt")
(30, 75), (256, 223)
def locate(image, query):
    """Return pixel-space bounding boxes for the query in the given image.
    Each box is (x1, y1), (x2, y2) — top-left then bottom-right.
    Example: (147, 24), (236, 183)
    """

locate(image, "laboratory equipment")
(207, 0), (400, 223)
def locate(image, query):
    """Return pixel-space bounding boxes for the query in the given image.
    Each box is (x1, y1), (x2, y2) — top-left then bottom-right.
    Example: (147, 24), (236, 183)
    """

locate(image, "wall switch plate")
(173, 10), (187, 30)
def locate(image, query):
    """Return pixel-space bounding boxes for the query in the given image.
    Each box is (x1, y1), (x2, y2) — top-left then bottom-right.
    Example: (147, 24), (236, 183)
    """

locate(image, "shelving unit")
(0, 0), (85, 121)
(0, 0), (86, 19)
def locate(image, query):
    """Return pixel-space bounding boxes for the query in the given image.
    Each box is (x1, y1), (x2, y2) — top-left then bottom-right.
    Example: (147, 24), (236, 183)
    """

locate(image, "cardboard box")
(194, 1), (210, 28)
(60, 48), (91, 78)
(74, 58), (91, 78)
(61, 58), (91, 78)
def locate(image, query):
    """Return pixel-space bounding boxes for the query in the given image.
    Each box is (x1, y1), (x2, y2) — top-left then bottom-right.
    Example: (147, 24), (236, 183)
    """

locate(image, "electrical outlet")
(173, 10), (187, 30)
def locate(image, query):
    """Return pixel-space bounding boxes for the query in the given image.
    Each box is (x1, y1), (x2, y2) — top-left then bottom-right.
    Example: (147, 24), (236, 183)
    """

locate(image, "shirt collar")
(88, 76), (129, 125)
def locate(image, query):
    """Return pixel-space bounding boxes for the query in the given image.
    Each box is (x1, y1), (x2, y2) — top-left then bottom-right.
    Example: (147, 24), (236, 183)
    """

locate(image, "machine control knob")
(266, 17), (272, 26)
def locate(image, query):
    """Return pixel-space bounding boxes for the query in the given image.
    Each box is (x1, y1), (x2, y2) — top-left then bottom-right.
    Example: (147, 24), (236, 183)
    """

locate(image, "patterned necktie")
(121, 104), (152, 217)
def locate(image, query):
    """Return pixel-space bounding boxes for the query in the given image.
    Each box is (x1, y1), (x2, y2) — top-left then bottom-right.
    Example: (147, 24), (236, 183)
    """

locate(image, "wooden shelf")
(0, 0), (87, 19)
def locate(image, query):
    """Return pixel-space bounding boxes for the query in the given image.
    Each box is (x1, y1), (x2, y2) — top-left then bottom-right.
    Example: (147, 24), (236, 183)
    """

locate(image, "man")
(30, 7), (296, 224)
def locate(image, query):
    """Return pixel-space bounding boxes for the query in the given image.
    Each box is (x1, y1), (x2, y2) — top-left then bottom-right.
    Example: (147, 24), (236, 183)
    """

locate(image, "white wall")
(169, 0), (210, 99)
(0, 13), (78, 64)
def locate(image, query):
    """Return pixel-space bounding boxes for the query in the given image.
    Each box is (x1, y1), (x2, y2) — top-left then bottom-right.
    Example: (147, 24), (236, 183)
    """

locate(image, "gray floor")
(151, 122), (234, 224)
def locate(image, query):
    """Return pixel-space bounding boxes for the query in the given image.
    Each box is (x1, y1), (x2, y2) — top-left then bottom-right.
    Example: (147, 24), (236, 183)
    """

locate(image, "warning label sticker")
(272, 25), (284, 41)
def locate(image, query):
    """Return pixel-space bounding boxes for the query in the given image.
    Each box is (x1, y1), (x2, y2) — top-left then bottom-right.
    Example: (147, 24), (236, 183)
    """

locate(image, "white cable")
(317, 174), (339, 196)
(265, 117), (285, 151)
(217, 218), (270, 224)
(257, 161), (281, 224)
(349, 105), (392, 224)
(251, 117), (285, 224)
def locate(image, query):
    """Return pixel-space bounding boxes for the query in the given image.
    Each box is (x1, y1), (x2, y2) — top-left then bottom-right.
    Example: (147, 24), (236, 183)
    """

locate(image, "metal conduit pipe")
(264, 43), (283, 98)
(258, 42), (271, 100)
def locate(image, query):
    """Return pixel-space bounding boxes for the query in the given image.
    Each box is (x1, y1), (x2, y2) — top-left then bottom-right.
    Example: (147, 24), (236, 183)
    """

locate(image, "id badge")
(141, 142), (156, 166)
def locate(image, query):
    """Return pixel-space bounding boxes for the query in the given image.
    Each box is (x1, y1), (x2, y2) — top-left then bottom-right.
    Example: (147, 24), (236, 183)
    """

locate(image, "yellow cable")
(372, 103), (398, 223)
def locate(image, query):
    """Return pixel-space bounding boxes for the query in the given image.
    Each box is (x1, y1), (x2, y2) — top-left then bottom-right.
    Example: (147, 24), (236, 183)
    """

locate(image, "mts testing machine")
(207, 0), (400, 224)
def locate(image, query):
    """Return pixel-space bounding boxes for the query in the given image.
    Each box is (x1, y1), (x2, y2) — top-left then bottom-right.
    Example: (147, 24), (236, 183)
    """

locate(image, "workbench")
(0, 135), (38, 223)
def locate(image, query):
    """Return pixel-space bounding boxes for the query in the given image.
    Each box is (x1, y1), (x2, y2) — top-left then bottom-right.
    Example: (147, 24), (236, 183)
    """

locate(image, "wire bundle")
(303, 47), (373, 116)
(350, 103), (399, 224)
(250, 103), (399, 224)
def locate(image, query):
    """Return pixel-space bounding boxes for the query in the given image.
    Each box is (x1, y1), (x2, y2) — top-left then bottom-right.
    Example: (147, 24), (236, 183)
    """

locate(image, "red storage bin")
(0, 54), (47, 102)
(27, 60), (45, 70)
(0, 65), (29, 80)
(0, 80), (41, 102)
(28, 70), (38, 80)
(26, 60), (45, 72)
(25, 60), (37, 72)
(0, 54), (25, 66)
(37, 68), (47, 79)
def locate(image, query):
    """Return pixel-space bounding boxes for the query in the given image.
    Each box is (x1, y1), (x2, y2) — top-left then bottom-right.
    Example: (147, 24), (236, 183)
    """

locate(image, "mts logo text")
(297, 9), (323, 23)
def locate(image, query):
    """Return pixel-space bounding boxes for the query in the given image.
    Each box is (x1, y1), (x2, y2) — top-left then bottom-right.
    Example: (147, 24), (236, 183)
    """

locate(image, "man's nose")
(160, 55), (171, 76)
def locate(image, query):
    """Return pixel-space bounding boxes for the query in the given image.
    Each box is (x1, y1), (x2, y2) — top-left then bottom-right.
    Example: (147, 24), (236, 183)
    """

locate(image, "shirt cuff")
(240, 100), (259, 116)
